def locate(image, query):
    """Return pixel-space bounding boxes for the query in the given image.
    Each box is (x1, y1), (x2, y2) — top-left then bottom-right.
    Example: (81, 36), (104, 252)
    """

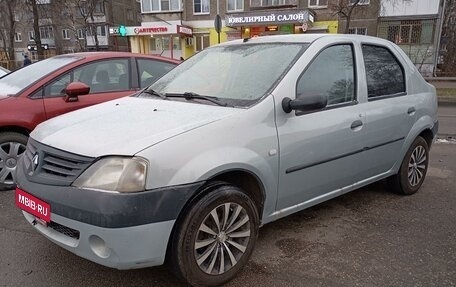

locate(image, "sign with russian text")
(226, 10), (313, 27)
(16, 187), (51, 222)
(177, 25), (193, 36)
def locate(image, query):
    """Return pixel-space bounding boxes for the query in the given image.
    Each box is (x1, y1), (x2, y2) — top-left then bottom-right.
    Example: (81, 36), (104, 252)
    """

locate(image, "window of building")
(39, 26), (54, 39)
(62, 29), (70, 40)
(127, 9), (134, 21)
(349, 0), (369, 5)
(296, 44), (355, 108)
(94, 1), (105, 13)
(308, 0), (328, 7)
(348, 27), (367, 35)
(195, 34), (210, 52)
(97, 25), (106, 36)
(362, 45), (405, 99)
(77, 29), (85, 39)
(386, 20), (433, 45)
(87, 26), (106, 37)
(228, 0), (243, 11)
(28, 31), (35, 41)
(261, 0), (292, 6)
(15, 32), (22, 42)
(141, 0), (180, 12)
(194, 0), (209, 14)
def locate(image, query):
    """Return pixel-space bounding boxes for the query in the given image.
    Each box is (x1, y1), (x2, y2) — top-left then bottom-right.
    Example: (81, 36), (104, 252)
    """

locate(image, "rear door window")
(362, 45), (406, 99)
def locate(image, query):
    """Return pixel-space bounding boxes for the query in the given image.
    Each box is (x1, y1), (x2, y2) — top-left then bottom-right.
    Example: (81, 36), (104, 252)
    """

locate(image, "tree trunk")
(30, 0), (44, 60)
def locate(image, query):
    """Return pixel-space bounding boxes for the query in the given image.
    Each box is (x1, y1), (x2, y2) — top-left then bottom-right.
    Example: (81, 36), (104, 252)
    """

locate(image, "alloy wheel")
(194, 202), (251, 275)
(408, 145), (427, 187)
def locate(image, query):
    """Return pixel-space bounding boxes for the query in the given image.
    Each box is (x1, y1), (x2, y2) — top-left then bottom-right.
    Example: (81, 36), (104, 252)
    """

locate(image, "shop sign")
(177, 25), (193, 36)
(226, 10), (312, 27)
(134, 27), (168, 35)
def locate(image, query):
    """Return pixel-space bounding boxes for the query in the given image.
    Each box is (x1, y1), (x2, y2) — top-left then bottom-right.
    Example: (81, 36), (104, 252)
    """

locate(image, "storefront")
(110, 22), (193, 60)
(225, 9), (315, 38)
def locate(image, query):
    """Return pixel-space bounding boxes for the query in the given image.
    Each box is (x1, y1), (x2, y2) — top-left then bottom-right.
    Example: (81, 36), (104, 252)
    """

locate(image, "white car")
(0, 66), (10, 77)
(16, 34), (438, 286)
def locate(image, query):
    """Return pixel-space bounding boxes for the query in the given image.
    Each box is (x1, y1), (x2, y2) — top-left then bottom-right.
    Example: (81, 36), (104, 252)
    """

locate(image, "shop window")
(228, 0), (243, 11)
(194, 0), (209, 14)
(348, 27), (367, 35)
(308, 0), (328, 7)
(195, 34), (210, 52)
(141, 0), (180, 12)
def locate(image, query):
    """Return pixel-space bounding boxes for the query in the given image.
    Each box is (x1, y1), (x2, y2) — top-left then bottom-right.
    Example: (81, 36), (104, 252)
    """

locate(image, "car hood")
(31, 97), (241, 157)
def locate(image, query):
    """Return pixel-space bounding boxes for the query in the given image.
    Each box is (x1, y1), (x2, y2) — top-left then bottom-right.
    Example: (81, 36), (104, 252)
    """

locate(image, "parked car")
(15, 34), (438, 287)
(0, 66), (10, 77)
(0, 52), (179, 190)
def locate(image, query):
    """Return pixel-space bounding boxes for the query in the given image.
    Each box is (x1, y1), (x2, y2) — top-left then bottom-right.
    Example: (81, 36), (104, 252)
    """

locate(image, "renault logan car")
(0, 52), (178, 190)
(15, 34), (438, 287)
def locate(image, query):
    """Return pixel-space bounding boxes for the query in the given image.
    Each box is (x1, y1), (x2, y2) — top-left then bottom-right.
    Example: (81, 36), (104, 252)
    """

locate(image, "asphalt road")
(0, 106), (455, 287)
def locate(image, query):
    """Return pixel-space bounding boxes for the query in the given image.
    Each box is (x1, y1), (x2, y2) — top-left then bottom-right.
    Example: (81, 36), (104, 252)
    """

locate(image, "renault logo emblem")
(32, 153), (39, 172)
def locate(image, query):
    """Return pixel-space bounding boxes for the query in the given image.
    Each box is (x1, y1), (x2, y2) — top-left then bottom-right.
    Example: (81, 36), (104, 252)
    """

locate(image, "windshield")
(147, 43), (308, 107)
(0, 56), (81, 96)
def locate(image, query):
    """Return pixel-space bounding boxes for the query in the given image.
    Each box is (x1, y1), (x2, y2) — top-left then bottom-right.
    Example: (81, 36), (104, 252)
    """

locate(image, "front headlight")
(72, 157), (148, 193)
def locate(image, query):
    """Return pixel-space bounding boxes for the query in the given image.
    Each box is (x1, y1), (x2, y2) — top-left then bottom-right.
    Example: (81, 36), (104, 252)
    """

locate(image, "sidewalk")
(426, 79), (456, 105)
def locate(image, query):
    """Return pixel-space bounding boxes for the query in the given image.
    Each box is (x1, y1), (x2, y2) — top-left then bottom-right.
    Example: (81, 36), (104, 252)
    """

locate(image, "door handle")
(350, 120), (363, 130)
(407, 107), (416, 115)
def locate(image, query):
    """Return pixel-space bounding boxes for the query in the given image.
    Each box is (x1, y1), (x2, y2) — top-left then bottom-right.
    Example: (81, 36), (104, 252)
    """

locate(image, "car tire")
(0, 132), (28, 191)
(388, 136), (429, 195)
(169, 184), (259, 287)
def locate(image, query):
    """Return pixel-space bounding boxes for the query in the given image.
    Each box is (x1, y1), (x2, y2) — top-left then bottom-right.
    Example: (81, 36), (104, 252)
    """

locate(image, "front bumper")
(16, 153), (205, 269)
(22, 211), (174, 269)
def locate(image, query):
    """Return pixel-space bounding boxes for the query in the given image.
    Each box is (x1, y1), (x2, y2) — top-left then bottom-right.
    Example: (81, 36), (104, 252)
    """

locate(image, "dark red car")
(0, 52), (179, 190)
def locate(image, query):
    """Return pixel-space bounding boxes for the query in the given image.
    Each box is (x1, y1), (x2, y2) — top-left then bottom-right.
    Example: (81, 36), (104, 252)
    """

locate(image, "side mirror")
(64, 82), (90, 102)
(282, 95), (327, 113)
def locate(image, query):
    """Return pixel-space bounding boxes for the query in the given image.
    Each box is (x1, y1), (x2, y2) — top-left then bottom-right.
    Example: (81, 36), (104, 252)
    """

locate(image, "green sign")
(119, 25), (127, 37)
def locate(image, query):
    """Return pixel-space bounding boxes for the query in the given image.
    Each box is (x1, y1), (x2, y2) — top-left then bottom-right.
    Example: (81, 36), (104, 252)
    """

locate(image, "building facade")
(377, 0), (441, 76)
(5, 0), (140, 64)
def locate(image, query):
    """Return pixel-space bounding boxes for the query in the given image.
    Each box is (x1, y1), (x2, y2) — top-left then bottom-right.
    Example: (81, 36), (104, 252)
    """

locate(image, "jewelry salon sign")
(225, 10), (314, 27)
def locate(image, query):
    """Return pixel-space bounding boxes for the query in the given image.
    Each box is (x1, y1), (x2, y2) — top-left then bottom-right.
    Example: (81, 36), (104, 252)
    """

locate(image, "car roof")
(51, 52), (180, 64)
(219, 33), (385, 45)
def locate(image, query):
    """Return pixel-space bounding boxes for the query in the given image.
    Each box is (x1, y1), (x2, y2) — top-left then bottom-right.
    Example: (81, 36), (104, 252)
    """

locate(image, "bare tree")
(440, 0), (456, 76)
(75, 0), (106, 51)
(0, 0), (21, 61)
(331, 0), (363, 34)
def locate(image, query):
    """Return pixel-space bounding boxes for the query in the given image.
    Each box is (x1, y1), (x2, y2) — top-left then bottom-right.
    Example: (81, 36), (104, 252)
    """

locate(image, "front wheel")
(170, 184), (259, 287)
(0, 132), (28, 191)
(388, 136), (429, 195)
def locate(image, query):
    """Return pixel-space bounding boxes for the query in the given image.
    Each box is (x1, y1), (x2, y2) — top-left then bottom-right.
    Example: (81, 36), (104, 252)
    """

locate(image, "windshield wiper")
(141, 89), (168, 100)
(166, 92), (228, 107)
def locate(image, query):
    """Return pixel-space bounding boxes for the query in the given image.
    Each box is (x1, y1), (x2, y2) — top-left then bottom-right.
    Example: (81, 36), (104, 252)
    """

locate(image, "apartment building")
(9, 0), (140, 62)
(377, 0), (441, 76)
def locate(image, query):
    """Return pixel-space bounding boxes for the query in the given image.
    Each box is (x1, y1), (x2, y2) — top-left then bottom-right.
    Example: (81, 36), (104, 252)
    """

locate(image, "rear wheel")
(170, 184), (259, 287)
(0, 132), (28, 191)
(388, 136), (429, 195)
